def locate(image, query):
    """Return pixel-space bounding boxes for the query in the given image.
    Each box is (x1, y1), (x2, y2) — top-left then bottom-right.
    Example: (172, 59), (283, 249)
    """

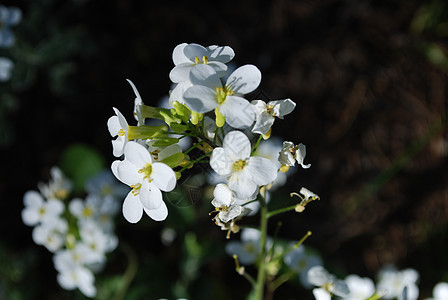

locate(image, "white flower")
(225, 228), (261, 265)
(251, 99), (296, 135)
(112, 141), (177, 223)
(307, 266), (350, 298)
(283, 245), (323, 288)
(169, 42), (234, 83)
(32, 218), (68, 252)
(169, 80), (193, 107)
(0, 5), (22, 48)
(345, 274), (376, 300)
(300, 187), (319, 201)
(38, 166), (72, 200)
(376, 266), (419, 300)
(279, 141), (311, 168)
(22, 190), (64, 226)
(0, 57), (13, 81)
(183, 64), (259, 128)
(107, 107), (129, 157)
(53, 246), (97, 297)
(209, 131), (278, 199)
(69, 196), (97, 223)
(211, 183), (244, 223)
(425, 282), (448, 300)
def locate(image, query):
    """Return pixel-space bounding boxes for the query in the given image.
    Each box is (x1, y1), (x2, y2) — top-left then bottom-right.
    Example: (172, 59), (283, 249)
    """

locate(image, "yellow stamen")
(138, 163), (153, 180)
(118, 129), (126, 136)
(232, 160), (247, 172)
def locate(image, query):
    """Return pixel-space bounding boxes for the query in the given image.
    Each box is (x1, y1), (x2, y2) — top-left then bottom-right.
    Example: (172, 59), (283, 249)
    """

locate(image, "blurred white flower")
(376, 266), (419, 300)
(22, 191), (64, 226)
(425, 282), (448, 300)
(345, 274), (376, 300)
(0, 57), (13, 81)
(0, 5), (21, 48)
(284, 245), (323, 288)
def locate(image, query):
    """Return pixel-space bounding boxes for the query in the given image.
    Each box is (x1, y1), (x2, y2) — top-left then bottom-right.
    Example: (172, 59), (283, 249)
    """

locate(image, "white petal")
(226, 65), (261, 95)
(124, 141), (152, 167)
(271, 98), (296, 118)
(219, 205), (243, 223)
(207, 61), (228, 78)
(252, 111), (275, 135)
(208, 45), (235, 63)
(223, 131), (251, 161)
(169, 80), (192, 106)
(111, 138), (125, 157)
(126, 79), (143, 103)
(251, 100), (267, 115)
(312, 288), (331, 300)
(107, 116), (121, 137)
(169, 63), (192, 83)
(183, 43), (208, 61)
(23, 190), (43, 207)
(117, 160), (142, 186)
(122, 192), (143, 223)
(228, 170), (258, 200)
(139, 180), (163, 210)
(112, 107), (128, 131)
(143, 200), (168, 221)
(213, 183), (233, 207)
(296, 143), (311, 168)
(220, 96), (255, 129)
(246, 156), (278, 186)
(189, 64), (222, 89)
(57, 272), (77, 290)
(172, 43), (189, 65)
(151, 162), (176, 192)
(210, 147), (232, 176)
(183, 85), (218, 113)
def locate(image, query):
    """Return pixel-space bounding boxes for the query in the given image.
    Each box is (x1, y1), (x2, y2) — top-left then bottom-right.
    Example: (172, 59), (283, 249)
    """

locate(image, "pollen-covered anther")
(138, 163), (153, 180)
(118, 129), (126, 136)
(194, 55), (209, 65)
(232, 159), (247, 172)
(130, 183), (142, 196)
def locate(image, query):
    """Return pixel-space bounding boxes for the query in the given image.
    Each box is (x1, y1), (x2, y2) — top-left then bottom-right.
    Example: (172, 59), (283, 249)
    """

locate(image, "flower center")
(232, 159), (247, 172)
(194, 55), (209, 65)
(118, 129), (126, 136)
(138, 163), (153, 181)
(82, 206), (93, 218)
(265, 104), (276, 116)
(131, 183), (142, 195)
(215, 86), (234, 104)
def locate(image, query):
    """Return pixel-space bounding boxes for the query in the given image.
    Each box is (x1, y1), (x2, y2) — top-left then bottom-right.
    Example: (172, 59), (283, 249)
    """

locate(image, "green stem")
(251, 135), (263, 155)
(178, 152), (211, 173)
(266, 204), (297, 218)
(254, 192), (268, 300)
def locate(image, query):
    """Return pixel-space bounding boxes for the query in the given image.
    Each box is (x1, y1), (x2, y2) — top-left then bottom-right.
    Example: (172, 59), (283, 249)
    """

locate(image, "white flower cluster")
(0, 5), (21, 82)
(22, 167), (123, 298)
(108, 42), (312, 231)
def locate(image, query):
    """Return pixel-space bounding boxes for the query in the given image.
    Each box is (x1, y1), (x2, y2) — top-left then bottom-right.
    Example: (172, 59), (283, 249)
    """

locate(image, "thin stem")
(178, 152), (211, 173)
(113, 243), (138, 300)
(266, 204), (297, 218)
(251, 134), (263, 155)
(254, 191), (268, 300)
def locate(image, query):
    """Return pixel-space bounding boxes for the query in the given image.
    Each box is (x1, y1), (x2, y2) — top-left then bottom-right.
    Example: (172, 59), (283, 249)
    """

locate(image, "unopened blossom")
(345, 274), (376, 300)
(169, 42), (234, 83)
(377, 266), (419, 300)
(0, 5), (22, 48)
(211, 183), (244, 223)
(251, 99), (296, 136)
(209, 131), (278, 199)
(307, 266), (350, 298)
(183, 64), (259, 128)
(112, 141), (177, 223)
(425, 282), (448, 300)
(107, 107), (130, 157)
(279, 141), (311, 169)
(22, 191), (64, 226)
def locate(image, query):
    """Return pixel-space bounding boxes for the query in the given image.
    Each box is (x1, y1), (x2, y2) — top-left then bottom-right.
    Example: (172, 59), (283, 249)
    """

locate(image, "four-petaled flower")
(112, 141), (177, 223)
(210, 131), (278, 199)
(211, 183), (244, 223)
(183, 64), (259, 128)
(169, 42), (235, 83)
(279, 141), (311, 169)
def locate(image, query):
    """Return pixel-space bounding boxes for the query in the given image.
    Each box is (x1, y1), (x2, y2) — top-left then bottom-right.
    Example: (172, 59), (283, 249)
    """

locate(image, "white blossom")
(345, 274), (376, 300)
(251, 99), (296, 135)
(112, 141), (177, 223)
(211, 183), (244, 223)
(209, 131), (277, 199)
(279, 141), (311, 168)
(22, 190), (64, 226)
(377, 266), (419, 300)
(425, 282), (448, 300)
(107, 107), (130, 157)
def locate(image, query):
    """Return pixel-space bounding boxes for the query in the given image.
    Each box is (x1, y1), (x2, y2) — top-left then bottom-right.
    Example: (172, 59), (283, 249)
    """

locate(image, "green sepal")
(215, 106), (225, 127)
(170, 123), (188, 133)
(159, 152), (185, 168)
(127, 125), (168, 140)
(140, 104), (164, 119)
(365, 293), (384, 300)
(173, 101), (191, 123)
(160, 108), (182, 125)
(151, 137), (180, 147)
(190, 111), (203, 125)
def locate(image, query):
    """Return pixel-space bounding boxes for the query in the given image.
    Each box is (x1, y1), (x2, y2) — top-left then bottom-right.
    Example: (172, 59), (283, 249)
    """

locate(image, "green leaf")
(59, 143), (105, 193)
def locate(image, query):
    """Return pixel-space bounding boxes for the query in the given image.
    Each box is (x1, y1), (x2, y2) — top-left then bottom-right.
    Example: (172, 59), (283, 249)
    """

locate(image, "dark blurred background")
(0, 0), (447, 299)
